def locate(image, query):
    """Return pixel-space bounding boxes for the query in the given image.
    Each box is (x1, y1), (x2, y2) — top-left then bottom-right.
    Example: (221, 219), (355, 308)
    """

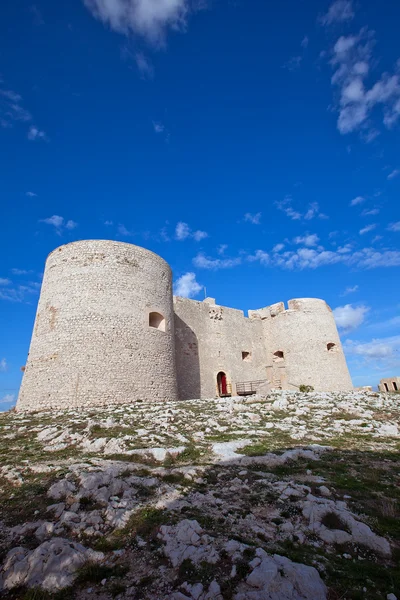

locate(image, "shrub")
(299, 385), (314, 393)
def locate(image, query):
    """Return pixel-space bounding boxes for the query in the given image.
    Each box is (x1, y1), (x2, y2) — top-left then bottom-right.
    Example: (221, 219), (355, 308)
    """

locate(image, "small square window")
(242, 351), (252, 362)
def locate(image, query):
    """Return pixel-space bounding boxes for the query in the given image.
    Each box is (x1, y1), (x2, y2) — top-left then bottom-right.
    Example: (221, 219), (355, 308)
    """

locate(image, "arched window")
(327, 343), (336, 352)
(273, 350), (284, 362)
(149, 312), (166, 332)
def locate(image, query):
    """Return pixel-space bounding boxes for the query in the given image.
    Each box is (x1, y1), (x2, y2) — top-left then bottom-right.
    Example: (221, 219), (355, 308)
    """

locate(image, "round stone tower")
(270, 298), (353, 391)
(17, 240), (178, 412)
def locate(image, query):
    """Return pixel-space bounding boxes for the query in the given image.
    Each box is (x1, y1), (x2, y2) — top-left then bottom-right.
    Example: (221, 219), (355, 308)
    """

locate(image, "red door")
(218, 372), (227, 396)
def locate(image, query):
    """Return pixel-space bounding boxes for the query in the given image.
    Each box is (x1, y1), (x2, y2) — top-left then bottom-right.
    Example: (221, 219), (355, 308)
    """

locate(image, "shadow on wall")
(174, 315), (201, 400)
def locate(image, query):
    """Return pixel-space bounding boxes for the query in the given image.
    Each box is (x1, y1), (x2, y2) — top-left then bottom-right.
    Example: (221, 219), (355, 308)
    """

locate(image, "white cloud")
(174, 272), (203, 298)
(217, 244), (227, 255)
(135, 52), (154, 78)
(333, 304), (369, 332)
(83, 0), (192, 45)
(359, 223), (377, 235)
(301, 36), (309, 49)
(344, 335), (400, 369)
(0, 358), (7, 372)
(276, 197), (327, 221)
(0, 281), (39, 302)
(40, 215), (64, 228)
(26, 191), (37, 197)
(387, 168), (400, 180)
(361, 208), (380, 216)
(247, 250), (270, 266)
(329, 29), (400, 136)
(388, 222), (400, 232)
(341, 284), (359, 296)
(65, 220), (78, 230)
(118, 224), (133, 236)
(244, 212), (262, 225)
(0, 83), (46, 140)
(272, 243), (285, 253)
(293, 233), (320, 247)
(175, 222), (208, 242)
(40, 215), (77, 234)
(0, 394), (15, 406)
(192, 230), (208, 241)
(11, 269), (32, 275)
(175, 222), (191, 241)
(0, 278), (11, 285)
(104, 220), (113, 225)
(193, 253), (242, 270)
(27, 126), (47, 142)
(320, 0), (354, 26)
(350, 195), (365, 206)
(304, 202), (328, 220)
(153, 121), (165, 133)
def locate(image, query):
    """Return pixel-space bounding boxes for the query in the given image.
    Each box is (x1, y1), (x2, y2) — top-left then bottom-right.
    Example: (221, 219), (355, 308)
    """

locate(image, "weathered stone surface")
(234, 549), (327, 599)
(0, 538), (104, 591)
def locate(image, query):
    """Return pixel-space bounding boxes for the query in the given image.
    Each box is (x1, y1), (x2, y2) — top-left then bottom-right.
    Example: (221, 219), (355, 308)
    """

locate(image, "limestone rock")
(0, 538), (104, 591)
(234, 548), (327, 599)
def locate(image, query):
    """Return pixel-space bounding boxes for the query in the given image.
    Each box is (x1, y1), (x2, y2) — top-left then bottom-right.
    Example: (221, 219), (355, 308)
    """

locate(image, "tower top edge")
(46, 239), (171, 269)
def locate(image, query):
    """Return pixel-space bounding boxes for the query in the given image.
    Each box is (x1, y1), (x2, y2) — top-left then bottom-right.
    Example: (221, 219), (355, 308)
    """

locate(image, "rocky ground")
(0, 390), (399, 600)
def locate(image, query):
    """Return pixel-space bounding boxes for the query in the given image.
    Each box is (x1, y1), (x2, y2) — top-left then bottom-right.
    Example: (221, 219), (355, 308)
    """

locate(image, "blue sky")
(1, 0), (399, 409)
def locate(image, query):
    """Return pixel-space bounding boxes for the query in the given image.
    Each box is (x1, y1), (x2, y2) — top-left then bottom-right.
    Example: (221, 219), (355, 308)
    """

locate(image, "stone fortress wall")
(17, 240), (178, 411)
(250, 298), (353, 392)
(17, 240), (353, 412)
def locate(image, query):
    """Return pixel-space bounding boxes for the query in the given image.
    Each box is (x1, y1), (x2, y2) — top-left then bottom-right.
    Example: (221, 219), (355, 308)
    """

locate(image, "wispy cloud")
(83, 0), (195, 45)
(387, 168), (400, 180)
(359, 224), (377, 235)
(344, 335), (400, 370)
(117, 224), (134, 236)
(276, 197), (327, 221)
(333, 303), (369, 332)
(244, 212), (262, 225)
(320, 0), (354, 26)
(272, 243), (285, 253)
(153, 121), (165, 133)
(293, 233), (320, 247)
(27, 126), (48, 142)
(0, 358), (7, 372)
(11, 268), (33, 275)
(39, 215), (78, 235)
(341, 284), (359, 296)
(174, 272), (203, 298)
(0, 394), (15, 407)
(247, 250), (270, 266)
(217, 244), (228, 255)
(283, 56), (302, 71)
(361, 208), (380, 216)
(26, 191), (37, 197)
(388, 222), (400, 232)
(350, 195), (365, 206)
(329, 28), (400, 137)
(0, 82), (47, 140)
(175, 222), (208, 242)
(0, 281), (40, 303)
(135, 52), (154, 78)
(193, 253), (241, 270)
(301, 36), (309, 49)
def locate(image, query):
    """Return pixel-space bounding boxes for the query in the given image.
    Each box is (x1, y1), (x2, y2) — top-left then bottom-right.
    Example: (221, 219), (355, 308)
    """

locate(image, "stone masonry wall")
(251, 298), (353, 392)
(174, 297), (267, 400)
(17, 240), (178, 411)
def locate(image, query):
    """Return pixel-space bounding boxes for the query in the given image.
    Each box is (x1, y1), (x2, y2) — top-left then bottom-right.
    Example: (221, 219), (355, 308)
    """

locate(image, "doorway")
(217, 371), (228, 396)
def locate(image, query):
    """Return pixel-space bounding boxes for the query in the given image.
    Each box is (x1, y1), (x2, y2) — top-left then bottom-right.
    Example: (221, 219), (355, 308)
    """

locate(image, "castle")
(16, 240), (353, 412)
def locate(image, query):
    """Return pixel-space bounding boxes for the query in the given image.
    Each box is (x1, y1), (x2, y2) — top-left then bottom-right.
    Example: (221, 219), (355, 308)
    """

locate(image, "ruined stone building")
(379, 377), (400, 393)
(17, 240), (353, 412)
